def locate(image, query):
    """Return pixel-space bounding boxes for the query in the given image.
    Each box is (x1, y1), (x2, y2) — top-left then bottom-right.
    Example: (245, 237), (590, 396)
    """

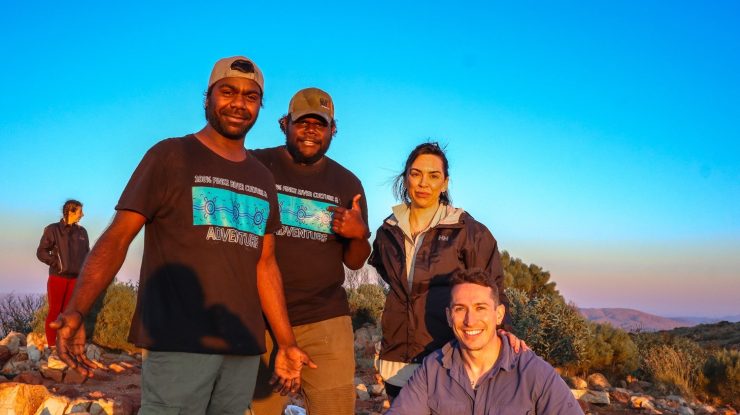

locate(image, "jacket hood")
(386, 203), (466, 227)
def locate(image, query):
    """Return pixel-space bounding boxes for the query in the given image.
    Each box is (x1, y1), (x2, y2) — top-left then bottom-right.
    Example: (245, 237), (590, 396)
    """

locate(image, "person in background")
(37, 199), (89, 350)
(386, 268), (583, 415)
(368, 142), (523, 399)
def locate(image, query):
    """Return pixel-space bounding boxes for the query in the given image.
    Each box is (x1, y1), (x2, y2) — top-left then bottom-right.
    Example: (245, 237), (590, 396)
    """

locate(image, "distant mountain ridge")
(579, 307), (696, 332)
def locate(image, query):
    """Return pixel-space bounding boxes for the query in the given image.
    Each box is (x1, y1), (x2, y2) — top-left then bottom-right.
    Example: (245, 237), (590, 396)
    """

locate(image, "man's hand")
(269, 345), (318, 395)
(50, 311), (96, 377)
(327, 194), (369, 240)
(498, 329), (530, 354)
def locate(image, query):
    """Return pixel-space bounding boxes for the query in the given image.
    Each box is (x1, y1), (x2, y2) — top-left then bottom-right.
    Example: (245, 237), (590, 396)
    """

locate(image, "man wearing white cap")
(250, 88), (371, 415)
(51, 56), (314, 414)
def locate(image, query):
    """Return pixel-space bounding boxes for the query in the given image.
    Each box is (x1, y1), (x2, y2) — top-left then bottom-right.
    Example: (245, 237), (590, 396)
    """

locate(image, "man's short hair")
(62, 199), (82, 220)
(449, 268), (500, 304)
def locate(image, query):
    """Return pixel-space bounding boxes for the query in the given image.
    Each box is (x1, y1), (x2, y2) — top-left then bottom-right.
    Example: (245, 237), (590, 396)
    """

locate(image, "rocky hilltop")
(2, 329), (737, 415)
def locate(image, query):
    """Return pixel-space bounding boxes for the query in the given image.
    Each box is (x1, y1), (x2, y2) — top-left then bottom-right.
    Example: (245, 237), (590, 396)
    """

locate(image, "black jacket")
(369, 207), (508, 363)
(36, 220), (90, 277)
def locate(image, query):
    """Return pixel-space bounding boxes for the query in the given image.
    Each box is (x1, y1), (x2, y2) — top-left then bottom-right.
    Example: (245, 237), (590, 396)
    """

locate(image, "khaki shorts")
(250, 316), (356, 415)
(140, 350), (260, 415)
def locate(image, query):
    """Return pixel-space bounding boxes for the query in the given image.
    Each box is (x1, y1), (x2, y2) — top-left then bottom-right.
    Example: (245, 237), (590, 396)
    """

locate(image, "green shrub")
(0, 293), (44, 336)
(578, 322), (639, 378)
(31, 280), (137, 352)
(90, 281), (137, 352)
(633, 332), (708, 397)
(346, 283), (386, 330)
(31, 298), (48, 334)
(704, 349), (740, 407)
(506, 287), (589, 369)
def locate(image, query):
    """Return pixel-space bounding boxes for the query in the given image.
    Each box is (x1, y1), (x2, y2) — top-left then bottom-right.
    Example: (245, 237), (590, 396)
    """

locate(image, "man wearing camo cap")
(250, 88), (371, 414)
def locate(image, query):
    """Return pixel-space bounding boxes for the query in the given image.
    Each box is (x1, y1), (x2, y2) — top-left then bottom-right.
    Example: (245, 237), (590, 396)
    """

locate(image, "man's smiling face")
(446, 282), (505, 352)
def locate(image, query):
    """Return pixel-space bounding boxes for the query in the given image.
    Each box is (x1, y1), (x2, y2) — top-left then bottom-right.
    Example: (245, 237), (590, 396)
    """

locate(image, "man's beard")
(205, 103), (256, 140)
(285, 138), (331, 165)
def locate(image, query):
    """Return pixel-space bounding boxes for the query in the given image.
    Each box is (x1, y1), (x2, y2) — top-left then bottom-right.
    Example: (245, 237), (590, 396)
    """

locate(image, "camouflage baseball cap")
(288, 87), (334, 123)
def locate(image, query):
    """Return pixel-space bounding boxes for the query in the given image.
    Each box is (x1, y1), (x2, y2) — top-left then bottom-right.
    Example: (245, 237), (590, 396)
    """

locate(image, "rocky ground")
(1, 328), (737, 415)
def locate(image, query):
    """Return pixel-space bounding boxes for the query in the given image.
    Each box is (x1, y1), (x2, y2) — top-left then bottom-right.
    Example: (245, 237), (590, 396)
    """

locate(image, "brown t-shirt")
(117, 135), (280, 355)
(251, 146), (367, 326)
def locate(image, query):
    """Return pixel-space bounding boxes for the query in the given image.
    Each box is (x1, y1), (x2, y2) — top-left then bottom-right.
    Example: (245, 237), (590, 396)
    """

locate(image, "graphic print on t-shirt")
(277, 193), (334, 233)
(192, 186), (269, 248)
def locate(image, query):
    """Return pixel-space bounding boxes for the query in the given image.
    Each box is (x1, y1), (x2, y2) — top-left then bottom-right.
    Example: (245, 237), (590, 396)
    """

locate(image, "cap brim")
(291, 110), (332, 124)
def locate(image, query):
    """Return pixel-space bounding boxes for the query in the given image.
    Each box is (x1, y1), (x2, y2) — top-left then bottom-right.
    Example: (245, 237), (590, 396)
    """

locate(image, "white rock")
(578, 390), (610, 405)
(34, 395), (70, 415)
(667, 395), (684, 402)
(678, 406), (695, 415)
(27, 345), (42, 363)
(368, 383), (385, 396)
(86, 344), (102, 362)
(355, 383), (370, 401)
(68, 398), (93, 412)
(630, 396), (658, 411)
(26, 333), (47, 351)
(47, 355), (68, 370)
(0, 332), (24, 355)
(571, 389), (588, 399)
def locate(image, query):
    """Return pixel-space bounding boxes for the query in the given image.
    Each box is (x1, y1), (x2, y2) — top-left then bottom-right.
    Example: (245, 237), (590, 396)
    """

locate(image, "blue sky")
(1, 1), (738, 317)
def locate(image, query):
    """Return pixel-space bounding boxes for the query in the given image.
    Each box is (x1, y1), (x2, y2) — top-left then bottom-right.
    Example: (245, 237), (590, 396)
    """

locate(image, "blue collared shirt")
(386, 335), (583, 415)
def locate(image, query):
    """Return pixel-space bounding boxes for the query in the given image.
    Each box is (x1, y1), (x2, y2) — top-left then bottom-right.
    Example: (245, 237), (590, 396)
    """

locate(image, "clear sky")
(1, 1), (738, 318)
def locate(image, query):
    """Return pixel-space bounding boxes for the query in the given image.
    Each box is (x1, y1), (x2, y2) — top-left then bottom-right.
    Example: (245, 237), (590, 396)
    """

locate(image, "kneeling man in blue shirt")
(387, 268), (583, 415)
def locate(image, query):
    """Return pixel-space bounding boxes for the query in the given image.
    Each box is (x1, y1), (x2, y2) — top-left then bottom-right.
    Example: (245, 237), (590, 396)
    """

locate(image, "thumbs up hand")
(327, 194), (369, 240)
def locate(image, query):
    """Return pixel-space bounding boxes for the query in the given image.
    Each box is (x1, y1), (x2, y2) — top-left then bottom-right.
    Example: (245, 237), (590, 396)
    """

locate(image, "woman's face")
(406, 154), (449, 209)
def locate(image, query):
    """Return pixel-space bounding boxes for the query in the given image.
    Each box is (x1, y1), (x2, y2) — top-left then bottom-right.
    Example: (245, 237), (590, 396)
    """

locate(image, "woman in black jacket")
(36, 199), (89, 349)
(369, 143), (519, 398)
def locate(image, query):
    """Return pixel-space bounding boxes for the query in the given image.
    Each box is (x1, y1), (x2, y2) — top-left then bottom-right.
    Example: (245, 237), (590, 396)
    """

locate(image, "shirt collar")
(442, 334), (519, 375)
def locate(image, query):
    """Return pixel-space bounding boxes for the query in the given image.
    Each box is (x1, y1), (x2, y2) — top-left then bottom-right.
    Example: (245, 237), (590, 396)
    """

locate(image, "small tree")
(0, 293), (44, 336)
(506, 287), (589, 369)
(578, 322), (639, 378)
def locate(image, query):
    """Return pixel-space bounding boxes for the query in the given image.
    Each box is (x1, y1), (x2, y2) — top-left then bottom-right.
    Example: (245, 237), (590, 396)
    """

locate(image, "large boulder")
(0, 383), (50, 415)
